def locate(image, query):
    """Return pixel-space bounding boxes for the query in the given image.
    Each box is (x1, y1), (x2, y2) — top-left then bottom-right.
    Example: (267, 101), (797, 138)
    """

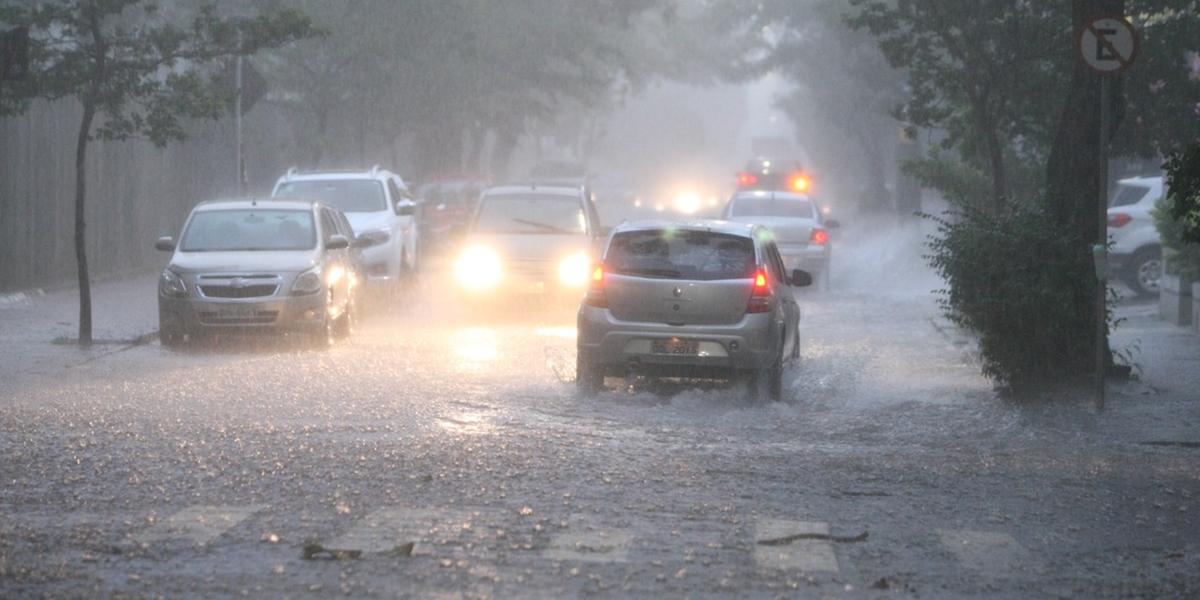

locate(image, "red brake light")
(789, 174), (811, 192)
(747, 268), (772, 313)
(585, 264), (607, 308)
(737, 172), (759, 187)
(1107, 213), (1132, 228)
(810, 228), (829, 245)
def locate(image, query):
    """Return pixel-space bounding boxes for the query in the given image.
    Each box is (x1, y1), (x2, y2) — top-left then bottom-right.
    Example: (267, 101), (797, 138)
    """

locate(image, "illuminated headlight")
(557, 252), (591, 287)
(291, 267), (323, 295)
(455, 245), (502, 290)
(159, 269), (187, 297)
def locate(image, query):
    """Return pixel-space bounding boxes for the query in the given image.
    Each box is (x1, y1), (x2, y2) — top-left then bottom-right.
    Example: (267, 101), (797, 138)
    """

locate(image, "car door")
(333, 209), (364, 298)
(319, 207), (351, 316)
(765, 241), (799, 359)
(388, 178), (418, 270)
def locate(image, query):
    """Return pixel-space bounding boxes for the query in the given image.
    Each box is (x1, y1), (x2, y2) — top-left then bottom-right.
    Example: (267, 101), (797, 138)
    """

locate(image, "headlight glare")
(455, 245), (502, 290)
(558, 252), (591, 287)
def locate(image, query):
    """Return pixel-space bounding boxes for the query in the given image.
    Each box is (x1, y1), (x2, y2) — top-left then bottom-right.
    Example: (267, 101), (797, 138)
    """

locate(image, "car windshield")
(606, 229), (756, 281)
(1109, 183), (1151, 208)
(473, 193), (586, 234)
(179, 209), (316, 252)
(274, 180), (387, 213)
(730, 195), (815, 219)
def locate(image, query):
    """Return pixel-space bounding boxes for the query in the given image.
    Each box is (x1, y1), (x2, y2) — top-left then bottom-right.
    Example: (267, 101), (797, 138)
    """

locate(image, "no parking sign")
(1078, 16), (1138, 75)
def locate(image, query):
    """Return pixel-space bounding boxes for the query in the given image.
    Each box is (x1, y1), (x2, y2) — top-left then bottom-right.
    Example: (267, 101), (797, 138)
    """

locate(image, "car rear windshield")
(473, 193), (586, 234)
(1109, 184), (1150, 208)
(180, 209), (316, 252)
(606, 229), (756, 281)
(274, 180), (387, 213)
(729, 195), (815, 219)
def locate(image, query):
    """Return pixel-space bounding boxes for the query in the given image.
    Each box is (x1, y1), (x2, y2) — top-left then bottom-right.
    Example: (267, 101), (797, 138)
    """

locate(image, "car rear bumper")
(577, 305), (778, 376)
(779, 247), (829, 274)
(159, 293), (328, 335)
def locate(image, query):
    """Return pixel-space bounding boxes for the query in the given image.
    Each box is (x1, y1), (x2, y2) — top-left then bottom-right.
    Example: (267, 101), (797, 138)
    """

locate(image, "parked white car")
(1107, 175), (1166, 297)
(273, 167), (419, 293)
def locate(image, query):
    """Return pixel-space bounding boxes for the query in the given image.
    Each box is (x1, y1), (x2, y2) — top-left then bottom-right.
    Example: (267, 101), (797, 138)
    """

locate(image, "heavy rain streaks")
(3, 1), (1200, 598)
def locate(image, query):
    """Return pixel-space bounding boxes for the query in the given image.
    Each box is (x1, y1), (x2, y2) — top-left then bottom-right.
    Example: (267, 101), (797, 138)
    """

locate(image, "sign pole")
(1096, 75), (1110, 411)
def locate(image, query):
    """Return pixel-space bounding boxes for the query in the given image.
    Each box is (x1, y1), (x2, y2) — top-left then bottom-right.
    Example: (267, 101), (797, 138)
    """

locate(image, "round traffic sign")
(1078, 16), (1138, 75)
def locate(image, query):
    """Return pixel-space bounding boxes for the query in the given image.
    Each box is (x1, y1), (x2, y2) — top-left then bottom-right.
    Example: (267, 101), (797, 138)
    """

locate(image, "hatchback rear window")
(729, 195), (815, 219)
(1108, 184), (1150, 208)
(606, 229), (756, 281)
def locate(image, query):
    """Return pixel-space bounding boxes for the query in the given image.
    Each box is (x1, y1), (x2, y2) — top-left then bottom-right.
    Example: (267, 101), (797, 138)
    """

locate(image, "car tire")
(747, 350), (784, 402)
(576, 348), (604, 398)
(1122, 247), (1162, 298)
(159, 316), (185, 349)
(308, 294), (335, 349)
(334, 300), (356, 340)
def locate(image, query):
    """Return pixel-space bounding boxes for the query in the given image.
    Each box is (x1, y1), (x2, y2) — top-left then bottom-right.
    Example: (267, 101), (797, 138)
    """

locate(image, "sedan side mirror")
(824, 219), (841, 229)
(395, 199), (417, 216)
(790, 269), (813, 288)
(326, 234), (350, 251)
(155, 236), (175, 252)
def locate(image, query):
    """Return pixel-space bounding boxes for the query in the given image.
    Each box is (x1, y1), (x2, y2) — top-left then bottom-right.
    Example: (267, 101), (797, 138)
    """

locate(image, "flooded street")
(3, 267), (1196, 598)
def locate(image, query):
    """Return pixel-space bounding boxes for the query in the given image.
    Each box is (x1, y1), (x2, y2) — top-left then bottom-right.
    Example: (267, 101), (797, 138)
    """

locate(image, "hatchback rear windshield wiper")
(617, 267), (684, 279)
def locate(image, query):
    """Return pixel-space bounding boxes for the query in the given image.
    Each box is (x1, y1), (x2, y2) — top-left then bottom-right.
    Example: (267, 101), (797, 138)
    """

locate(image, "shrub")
(1155, 144), (1200, 278)
(925, 202), (1100, 393)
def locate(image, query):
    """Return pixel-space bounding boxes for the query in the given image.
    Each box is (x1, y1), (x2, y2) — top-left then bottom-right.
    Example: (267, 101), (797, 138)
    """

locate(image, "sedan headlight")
(359, 229), (391, 247)
(455, 245), (502, 291)
(557, 251), (591, 287)
(291, 267), (323, 296)
(159, 269), (187, 297)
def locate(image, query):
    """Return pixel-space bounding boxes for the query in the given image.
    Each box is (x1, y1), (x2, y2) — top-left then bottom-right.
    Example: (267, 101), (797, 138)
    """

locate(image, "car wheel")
(309, 294), (335, 349)
(747, 350), (784, 402)
(334, 300), (356, 339)
(576, 348), (604, 398)
(1123, 247), (1162, 297)
(159, 316), (185, 349)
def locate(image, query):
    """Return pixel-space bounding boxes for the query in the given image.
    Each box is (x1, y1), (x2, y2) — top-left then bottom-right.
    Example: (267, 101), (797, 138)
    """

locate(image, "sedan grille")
(199, 284), (278, 299)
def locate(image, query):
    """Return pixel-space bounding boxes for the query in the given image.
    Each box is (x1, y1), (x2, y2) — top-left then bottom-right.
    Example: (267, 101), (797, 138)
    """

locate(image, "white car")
(272, 167), (419, 292)
(721, 190), (838, 288)
(1107, 175), (1166, 297)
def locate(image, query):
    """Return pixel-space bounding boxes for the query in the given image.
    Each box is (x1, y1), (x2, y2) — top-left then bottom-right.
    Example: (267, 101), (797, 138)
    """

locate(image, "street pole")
(1095, 75), (1110, 411)
(235, 27), (245, 195)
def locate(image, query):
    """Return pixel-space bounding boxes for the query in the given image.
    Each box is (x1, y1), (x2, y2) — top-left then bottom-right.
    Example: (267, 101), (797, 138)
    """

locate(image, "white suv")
(273, 167), (419, 291)
(1107, 175), (1166, 297)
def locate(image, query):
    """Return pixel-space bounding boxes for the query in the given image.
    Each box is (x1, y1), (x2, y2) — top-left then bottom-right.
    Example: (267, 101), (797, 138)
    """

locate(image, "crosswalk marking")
(325, 507), (470, 555)
(937, 529), (1032, 573)
(753, 519), (839, 573)
(544, 528), (634, 563)
(135, 504), (265, 546)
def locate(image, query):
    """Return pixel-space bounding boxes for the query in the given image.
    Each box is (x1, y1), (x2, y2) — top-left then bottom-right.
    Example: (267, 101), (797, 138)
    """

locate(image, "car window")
(319, 209), (339, 243)
(765, 242), (786, 282)
(387, 180), (408, 206)
(730, 195), (815, 219)
(335, 211), (355, 238)
(606, 229), (756, 281)
(275, 180), (387, 213)
(473, 193), (586, 235)
(1109, 183), (1150, 208)
(180, 209), (316, 252)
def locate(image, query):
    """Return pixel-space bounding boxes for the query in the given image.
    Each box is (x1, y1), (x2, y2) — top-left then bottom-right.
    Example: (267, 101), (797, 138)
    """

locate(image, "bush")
(925, 202), (1100, 393)
(1155, 144), (1200, 278)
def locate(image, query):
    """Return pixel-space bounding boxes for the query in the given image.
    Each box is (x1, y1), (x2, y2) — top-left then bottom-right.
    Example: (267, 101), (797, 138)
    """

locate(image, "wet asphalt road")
(1, 279), (1198, 598)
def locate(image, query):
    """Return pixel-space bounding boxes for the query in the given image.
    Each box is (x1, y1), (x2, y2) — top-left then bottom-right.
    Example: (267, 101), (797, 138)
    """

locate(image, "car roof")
(482, 184), (584, 197)
(731, 190), (814, 201)
(1116, 175), (1162, 186)
(193, 198), (320, 212)
(276, 166), (406, 186)
(611, 219), (759, 238)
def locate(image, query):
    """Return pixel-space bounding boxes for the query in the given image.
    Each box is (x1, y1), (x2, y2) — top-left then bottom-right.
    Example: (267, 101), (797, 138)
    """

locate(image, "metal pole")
(1095, 75), (1110, 411)
(235, 27), (244, 194)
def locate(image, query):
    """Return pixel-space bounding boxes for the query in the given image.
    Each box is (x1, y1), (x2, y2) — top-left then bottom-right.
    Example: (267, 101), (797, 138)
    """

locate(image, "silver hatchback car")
(576, 221), (813, 400)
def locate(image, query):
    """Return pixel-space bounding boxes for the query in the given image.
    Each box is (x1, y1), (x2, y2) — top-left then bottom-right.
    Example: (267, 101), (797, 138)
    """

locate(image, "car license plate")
(652, 338), (699, 355)
(218, 306), (256, 319)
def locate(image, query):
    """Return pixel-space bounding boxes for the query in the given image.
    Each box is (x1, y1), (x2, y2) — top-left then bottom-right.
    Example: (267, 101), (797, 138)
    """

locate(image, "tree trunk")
(74, 98), (96, 347)
(981, 110), (1007, 214)
(1044, 0), (1124, 377)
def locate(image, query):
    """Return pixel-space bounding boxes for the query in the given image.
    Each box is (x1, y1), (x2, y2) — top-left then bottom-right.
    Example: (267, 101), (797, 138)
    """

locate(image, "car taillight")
(810, 227), (829, 245)
(737, 172), (759, 187)
(747, 268), (772, 313)
(789, 174), (811, 192)
(1107, 213), (1132, 228)
(584, 264), (607, 308)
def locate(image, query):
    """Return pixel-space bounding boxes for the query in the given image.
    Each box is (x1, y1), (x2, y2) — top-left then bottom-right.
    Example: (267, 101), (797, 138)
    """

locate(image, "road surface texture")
(1, 259), (1198, 598)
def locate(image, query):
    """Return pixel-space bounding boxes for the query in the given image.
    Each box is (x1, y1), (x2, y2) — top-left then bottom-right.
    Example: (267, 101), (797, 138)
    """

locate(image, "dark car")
(736, 157), (811, 194)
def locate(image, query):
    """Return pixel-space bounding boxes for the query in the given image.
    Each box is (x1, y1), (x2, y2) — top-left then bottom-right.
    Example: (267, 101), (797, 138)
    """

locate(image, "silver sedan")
(576, 220), (812, 400)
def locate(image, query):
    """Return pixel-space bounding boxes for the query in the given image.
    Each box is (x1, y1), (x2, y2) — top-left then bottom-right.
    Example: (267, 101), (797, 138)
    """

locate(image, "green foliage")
(0, 0), (317, 145)
(1161, 143), (1200, 245)
(925, 203), (1100, 392)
